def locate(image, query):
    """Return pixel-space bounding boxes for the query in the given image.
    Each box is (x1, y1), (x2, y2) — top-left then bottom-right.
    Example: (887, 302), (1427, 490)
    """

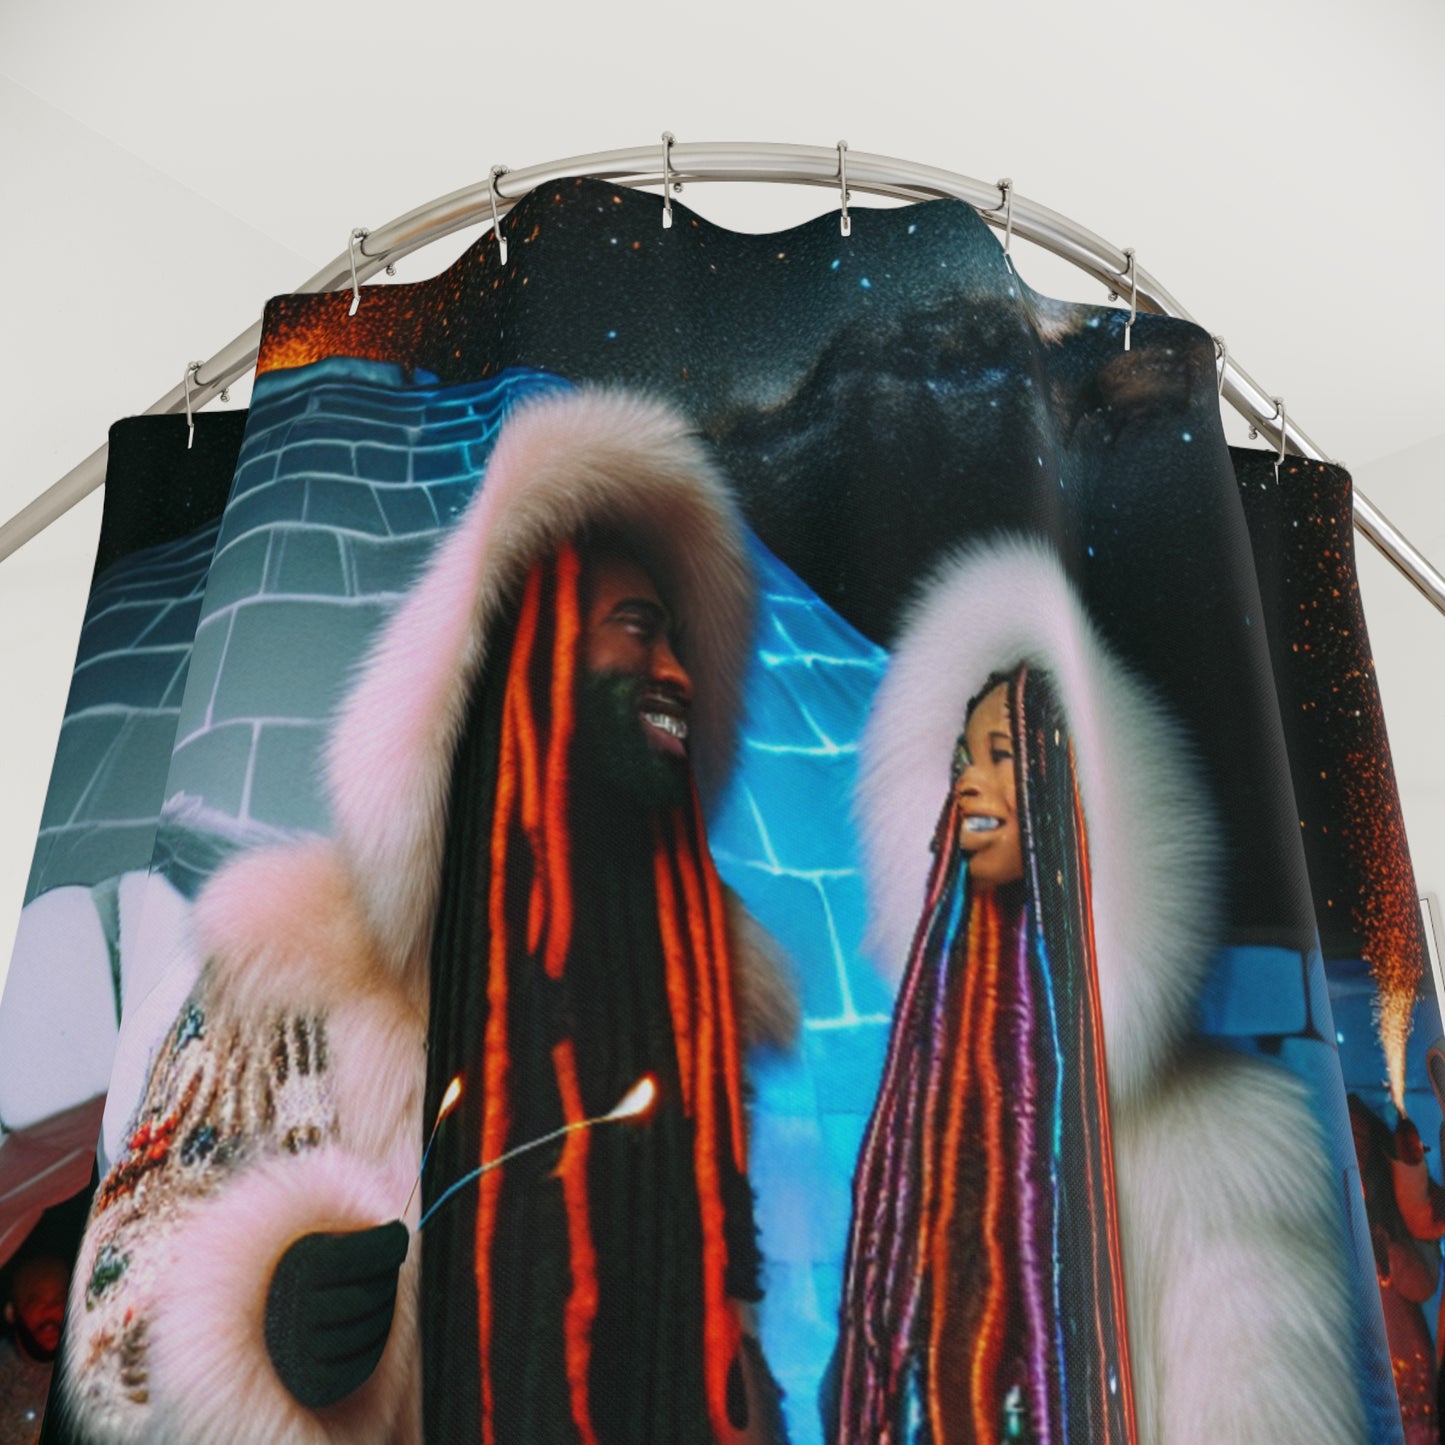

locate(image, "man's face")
(953, 683), (1024, 888)
(11, 1260), (67, 1361)
(578, 553), (694, 806)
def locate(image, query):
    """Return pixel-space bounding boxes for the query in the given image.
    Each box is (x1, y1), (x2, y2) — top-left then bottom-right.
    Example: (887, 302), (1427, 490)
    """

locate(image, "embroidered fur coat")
(59, 388), (797, 1445)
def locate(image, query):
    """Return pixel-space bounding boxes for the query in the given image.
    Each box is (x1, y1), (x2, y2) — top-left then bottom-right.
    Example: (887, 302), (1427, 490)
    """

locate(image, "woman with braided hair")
(835, 663), (1134, 1444)
(832, 537), (1366, 1444)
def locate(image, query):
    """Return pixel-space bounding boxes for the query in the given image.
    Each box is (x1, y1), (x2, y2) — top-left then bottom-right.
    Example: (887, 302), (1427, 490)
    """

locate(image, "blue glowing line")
(1033, 920), (1070, 1437)
(419, 1117), (601, 1231)
(745, 738), (854, 758)
(756, 651), (880, 670)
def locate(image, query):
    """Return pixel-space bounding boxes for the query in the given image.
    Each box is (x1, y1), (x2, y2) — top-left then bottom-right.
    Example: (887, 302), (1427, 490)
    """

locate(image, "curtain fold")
(3, 178), (1433, 1444)
(0, 413), (244, 1260)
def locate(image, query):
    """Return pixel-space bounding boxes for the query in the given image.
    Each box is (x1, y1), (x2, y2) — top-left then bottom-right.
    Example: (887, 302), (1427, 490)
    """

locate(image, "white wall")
(1355, 437), (1445, 932)
(2, 0), (1443, 998)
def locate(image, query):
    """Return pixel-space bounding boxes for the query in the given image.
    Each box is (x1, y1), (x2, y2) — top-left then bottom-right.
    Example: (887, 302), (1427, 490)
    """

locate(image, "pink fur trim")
(196, 840), (383, 1016)
(722, 885), (800, 1051)
(325, 387), (753, 983)
(856, 535), (1220, 1104)
(193, 839), (427, 1165)
(147, 1148), (420, 1445)
(326, 988), (426, 1165)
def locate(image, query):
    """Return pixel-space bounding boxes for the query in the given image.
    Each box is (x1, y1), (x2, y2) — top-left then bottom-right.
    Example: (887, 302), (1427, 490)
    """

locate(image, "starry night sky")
(1235, 449), (1428, 988)
(92, 414), (246, 578)
(252, 175), (1401, 947)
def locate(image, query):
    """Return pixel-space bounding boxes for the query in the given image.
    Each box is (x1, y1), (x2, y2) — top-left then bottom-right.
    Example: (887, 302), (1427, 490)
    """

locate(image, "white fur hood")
(324, 386), (755, 987)
(856, 534), (1221, 1105)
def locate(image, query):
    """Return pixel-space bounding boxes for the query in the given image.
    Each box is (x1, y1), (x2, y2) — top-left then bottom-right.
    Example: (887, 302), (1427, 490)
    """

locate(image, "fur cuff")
(147, 1148), (420, 1445)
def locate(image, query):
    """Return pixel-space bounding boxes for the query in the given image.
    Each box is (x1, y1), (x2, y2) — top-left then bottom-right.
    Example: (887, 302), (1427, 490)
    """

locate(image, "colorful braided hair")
(421, 540), (759, 1445)
(832, 664), (1137, 1445)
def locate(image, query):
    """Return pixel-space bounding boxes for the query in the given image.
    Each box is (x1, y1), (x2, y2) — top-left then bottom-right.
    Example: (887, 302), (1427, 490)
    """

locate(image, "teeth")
(642, 711), (688, 740)
(963, 816), (1001, 832)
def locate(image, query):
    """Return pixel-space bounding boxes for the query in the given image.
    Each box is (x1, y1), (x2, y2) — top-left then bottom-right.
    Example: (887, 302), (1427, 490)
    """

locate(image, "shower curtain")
(0, 413), (244, 1263)
(2, 176), (1436, 1444)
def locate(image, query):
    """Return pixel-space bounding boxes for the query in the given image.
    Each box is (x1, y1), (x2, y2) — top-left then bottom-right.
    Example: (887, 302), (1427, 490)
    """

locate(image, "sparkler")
(417, 1074), (657, 1231)
(403, 1075), (463, 1220)
(1341, 748), (1425, 1114)
(1378, 992), (1413, 1117)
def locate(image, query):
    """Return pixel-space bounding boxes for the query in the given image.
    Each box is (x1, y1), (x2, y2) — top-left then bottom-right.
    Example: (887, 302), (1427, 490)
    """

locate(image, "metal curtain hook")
(1107, 248), (1138, 351)
(1213, 335), (1228, 395)
(1248, 395), (1288, 479)
(837, 141), (851, 237)
(184, 362), (202, 450)
(995, 178), (1015, 273)
(661, 131), (678, 229)
(489, 166), (511, 264)
(348, 228), (370, 317)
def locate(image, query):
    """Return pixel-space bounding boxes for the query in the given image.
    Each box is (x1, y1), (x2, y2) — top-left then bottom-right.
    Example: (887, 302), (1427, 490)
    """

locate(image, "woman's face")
(954, 683), (1023, 887)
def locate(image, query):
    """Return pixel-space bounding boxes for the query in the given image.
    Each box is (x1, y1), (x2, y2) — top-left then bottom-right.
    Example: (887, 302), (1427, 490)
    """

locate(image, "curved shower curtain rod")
(3, 139), (1441, 615)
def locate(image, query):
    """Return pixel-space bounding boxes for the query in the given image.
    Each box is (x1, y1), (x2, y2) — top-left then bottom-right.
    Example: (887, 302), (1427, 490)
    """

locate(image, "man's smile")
(640, 691), (689, 755)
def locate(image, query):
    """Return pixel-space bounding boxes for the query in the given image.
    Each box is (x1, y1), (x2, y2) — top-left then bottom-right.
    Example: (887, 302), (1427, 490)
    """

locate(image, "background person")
(1348, 1094), (1438, 1444)
(2, 1255), (68, 1445)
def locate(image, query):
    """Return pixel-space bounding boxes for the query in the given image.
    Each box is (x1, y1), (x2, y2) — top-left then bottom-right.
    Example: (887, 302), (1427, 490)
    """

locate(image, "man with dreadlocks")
(56, 388), (796, 1445)
(416, 526), (792, 1445)
(832, 535), (1365, 1444)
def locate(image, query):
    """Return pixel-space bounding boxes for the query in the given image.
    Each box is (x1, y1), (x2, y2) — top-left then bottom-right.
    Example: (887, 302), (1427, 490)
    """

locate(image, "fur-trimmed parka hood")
(325, 387), (755, 983)
(856, 534), (1221, 1105)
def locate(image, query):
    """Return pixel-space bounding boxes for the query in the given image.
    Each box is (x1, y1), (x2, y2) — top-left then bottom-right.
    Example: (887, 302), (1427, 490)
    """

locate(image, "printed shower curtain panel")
(0, 414), (245, 1265)
(0, 178), (1437, 1445)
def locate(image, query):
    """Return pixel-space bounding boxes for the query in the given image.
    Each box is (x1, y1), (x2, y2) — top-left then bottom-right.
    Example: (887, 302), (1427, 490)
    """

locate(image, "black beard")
(573, 670), (690, 811)
(13, 1315), (60, 1364)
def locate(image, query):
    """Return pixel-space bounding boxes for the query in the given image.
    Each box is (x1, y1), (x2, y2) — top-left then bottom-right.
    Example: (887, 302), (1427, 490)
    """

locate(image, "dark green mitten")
(264, 1220), (409, 1409)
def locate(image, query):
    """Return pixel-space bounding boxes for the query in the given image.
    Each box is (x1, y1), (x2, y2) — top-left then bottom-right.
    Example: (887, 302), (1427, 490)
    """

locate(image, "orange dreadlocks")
(423, 541), (755, 1445)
